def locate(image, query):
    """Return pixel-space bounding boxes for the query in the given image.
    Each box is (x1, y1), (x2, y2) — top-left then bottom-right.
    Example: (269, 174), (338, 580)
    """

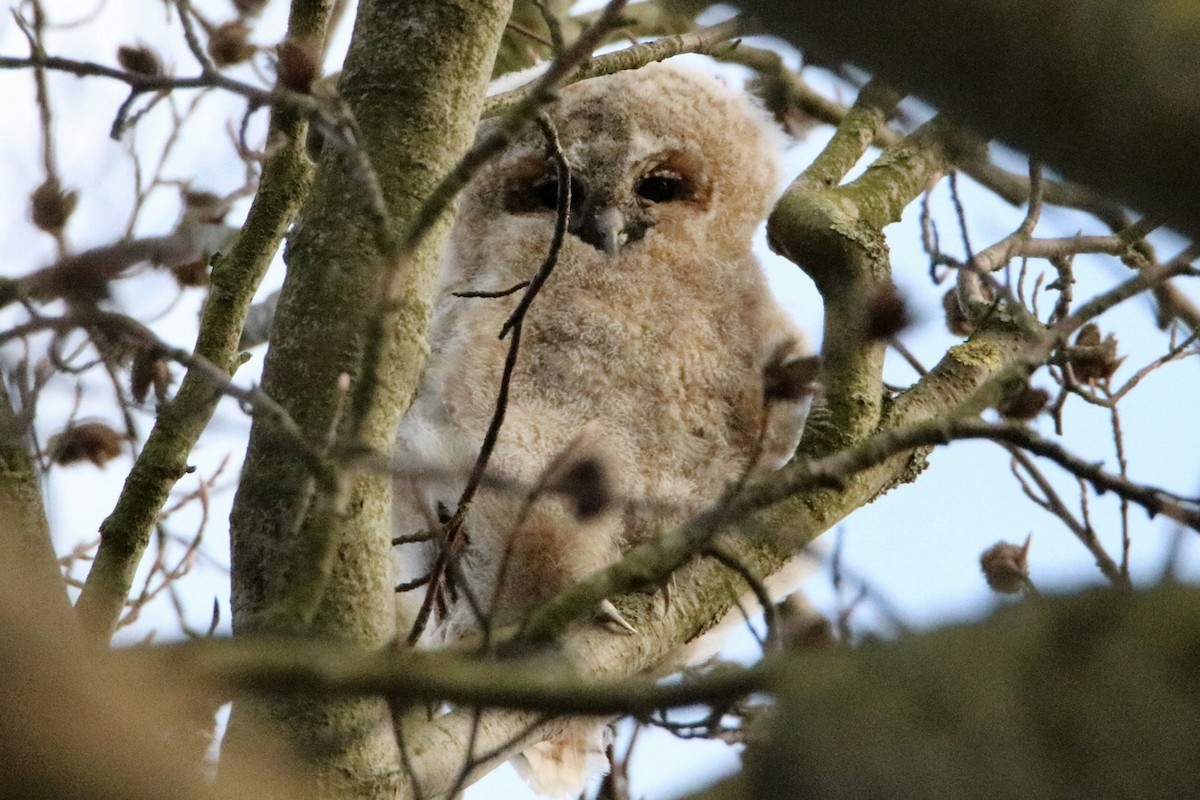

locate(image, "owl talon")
(640, 577), (673, 614)
(596, 599), (638, 635)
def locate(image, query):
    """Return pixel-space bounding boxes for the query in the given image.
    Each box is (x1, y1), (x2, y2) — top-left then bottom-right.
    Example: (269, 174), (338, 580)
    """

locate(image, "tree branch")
(72, 0), (328, 643)
(0, 380), (72, 630)
(125, 635), (771, 716)
(483, 17), (747, 118)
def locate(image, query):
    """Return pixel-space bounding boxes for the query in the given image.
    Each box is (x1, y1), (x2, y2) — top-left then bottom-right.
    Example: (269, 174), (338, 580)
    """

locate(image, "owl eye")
(636, 171), (686, 203)
(508, 175), (582, 213)
(531, 178), (560, 209)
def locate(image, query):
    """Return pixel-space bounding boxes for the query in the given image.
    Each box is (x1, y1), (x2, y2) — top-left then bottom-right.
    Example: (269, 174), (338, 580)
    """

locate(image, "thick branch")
(769, 110), (957, 451)
(126, 635), (769, 716)
(0, 382), (71, 630)
(723, 44), (1136, 235)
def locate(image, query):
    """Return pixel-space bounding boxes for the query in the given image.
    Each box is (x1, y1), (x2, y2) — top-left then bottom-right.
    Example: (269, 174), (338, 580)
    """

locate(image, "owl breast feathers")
(393, 61), (811, 797)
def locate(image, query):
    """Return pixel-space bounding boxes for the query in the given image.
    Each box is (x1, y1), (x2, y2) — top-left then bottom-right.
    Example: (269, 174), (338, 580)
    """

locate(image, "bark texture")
(224, 1), (513, 796)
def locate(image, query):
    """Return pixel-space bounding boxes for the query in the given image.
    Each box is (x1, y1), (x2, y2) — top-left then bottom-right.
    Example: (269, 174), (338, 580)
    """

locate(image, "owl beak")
(571, 205), (628, 257)
(594, 207), (627, 257)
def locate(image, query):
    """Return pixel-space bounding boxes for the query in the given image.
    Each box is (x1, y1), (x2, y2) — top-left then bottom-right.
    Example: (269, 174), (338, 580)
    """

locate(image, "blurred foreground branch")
(733, 0), (1200, 239)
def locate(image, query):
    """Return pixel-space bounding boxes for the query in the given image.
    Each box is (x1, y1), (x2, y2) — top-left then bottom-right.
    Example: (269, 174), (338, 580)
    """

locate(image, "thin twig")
(1007, 447), (1126, 586)
(482, 17), (747, 118)
(453, 280), (530, 299)
(706, 542), (779, 651)
(1110, 405), (1132, 581)
(408, 113), (571, 645)
(446, 707), (484, 800)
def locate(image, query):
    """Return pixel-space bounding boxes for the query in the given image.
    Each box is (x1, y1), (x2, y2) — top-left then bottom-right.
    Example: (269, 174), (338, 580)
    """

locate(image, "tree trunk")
(224, 2), (513, 796)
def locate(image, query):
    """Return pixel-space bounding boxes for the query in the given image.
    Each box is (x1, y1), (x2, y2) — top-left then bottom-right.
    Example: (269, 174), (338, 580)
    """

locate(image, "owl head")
(447, 62), (782, 286)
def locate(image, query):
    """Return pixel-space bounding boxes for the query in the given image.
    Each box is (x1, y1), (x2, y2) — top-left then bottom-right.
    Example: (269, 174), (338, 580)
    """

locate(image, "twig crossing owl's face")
(503, 107), (713, 256)
(449, 63), (782, 286)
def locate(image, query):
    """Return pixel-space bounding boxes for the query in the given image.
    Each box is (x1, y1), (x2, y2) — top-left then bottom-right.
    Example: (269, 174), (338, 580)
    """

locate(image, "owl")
(393, 62), (811, 797)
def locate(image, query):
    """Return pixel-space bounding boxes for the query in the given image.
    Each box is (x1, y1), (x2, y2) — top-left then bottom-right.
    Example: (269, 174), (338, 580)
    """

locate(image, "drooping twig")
(407, 114), (572, 645)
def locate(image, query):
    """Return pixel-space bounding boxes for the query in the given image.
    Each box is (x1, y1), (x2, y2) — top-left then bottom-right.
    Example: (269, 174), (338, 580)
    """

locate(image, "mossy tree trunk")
(223, 1), (513, 796)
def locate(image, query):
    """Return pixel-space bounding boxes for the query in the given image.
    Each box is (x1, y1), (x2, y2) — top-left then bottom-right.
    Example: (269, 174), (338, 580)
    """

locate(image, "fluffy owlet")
(393, 62), (811, 797)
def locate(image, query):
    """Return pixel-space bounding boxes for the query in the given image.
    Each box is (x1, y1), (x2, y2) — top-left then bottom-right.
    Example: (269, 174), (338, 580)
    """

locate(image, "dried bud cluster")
(980, 535), (1032, 594)
(88, 321), (144, 365)
(276, 37), (318, 93)
(747, 72), (821, 139)
(777, 596), (835, 649)
(171, 259), (210, 287)
(862, 284), (912, 341)
(26, 256), (113, 304)
(996, 385), (1050, 421)
(116, 44), (162, 76)
(942, 288), (974, 336)
(1065, 323), (1122, 385)
(131, 349), (173, 404)
(232, 0), (268, 16)
(208, 22), (255, 66)
(49, 421), (125, 468)
(182, 190), (228, 221)
(546, 455), (613, 521)
(763, 345), (820, 404)
(30, 178), (78, 234)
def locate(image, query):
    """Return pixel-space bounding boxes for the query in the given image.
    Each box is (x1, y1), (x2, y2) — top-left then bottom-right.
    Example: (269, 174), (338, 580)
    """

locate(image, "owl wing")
(668, 294), (819, 661)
